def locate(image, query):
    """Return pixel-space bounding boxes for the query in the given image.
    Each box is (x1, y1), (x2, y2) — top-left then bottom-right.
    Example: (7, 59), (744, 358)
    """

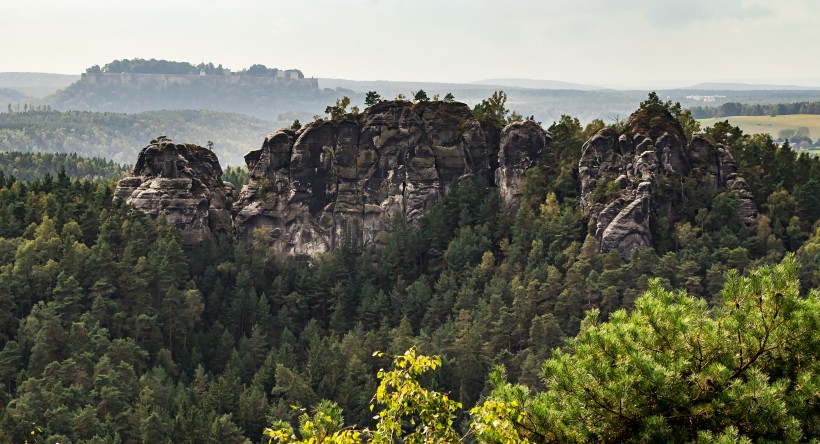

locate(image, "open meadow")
(699, 114), (820, 154)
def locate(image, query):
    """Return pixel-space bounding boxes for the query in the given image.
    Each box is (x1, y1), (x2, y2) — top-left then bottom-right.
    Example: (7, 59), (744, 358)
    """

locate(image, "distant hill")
(0, 72), (79, 97)
(44, 59), (350, 120)
(0, 88), (34, 108)
(684, 82), (820, 91)
(50, 73), (344, 120)
(470, 78), (601, 90)
(0, 109), (282, 166)
(9, 64), (820, 128)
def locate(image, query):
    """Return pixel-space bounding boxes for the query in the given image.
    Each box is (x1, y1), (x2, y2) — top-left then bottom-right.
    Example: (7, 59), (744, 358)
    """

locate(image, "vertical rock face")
(232, 100), (549, 256)
(688, 136), (758, 226)
(579, 109), (758, 258)
(113, 102), (548, 254)
(114, 140), (236, 244)
(496, 120), (549, 209)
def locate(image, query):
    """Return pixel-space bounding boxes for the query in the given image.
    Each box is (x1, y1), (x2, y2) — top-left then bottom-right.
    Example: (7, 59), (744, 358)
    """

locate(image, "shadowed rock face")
(579, 109), (757, 259)
(233, 101), (549, 256)
(496, 120), (551, 209)
(114, 140), (236, 244)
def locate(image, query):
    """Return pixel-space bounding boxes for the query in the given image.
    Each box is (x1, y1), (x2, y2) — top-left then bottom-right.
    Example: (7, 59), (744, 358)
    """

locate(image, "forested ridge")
(691, 100), (820, 119)
(51, 60), (350, 121)
(0, 109), (278, 166)
(84, 59), (303, 78)
(0, 152), (129, 183)
(0, 99), (819, 442)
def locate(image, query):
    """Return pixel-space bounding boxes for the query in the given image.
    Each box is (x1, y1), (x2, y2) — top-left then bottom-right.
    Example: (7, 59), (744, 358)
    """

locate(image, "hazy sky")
(2, 0), (819, 88)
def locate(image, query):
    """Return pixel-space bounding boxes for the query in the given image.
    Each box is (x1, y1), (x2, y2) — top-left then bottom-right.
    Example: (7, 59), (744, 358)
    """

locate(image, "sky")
(2, 0), (820, 88)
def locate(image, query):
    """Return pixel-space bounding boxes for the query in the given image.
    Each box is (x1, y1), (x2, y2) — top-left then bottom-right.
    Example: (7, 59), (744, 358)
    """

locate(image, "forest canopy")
(0, 151), (129, 183)
(263, 255), (820, 443)
(0, 96), (819, 442)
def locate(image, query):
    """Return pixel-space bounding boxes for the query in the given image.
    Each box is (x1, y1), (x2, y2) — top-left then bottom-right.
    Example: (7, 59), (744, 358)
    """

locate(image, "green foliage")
(267, 254), (820, 443)
(586, 179), (622, 207)
(535, 115), (588, 203)
(0, 152), (129, 183)
(325, 96), (351, 120)
(0, 105), (818, 443)
(627, 92), (688, 140)
(371, 349), (461, 443)
(413, 90), (430, 103)
(223, 166), (250, 189)
(679, 109), (702, 142)
(482, 255), (820, 442)
(365, 91), (382, 107)
(640, 91), (681, 115)
(704, 120), (744, 146)
(473, 91), (515, 130)
(265, 348), (461, 443)
(0, 108), (276, 166)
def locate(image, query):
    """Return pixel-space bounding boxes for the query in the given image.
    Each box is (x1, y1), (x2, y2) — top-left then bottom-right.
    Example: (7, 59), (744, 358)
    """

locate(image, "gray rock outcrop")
(496, 120), (550, 209)
(579, 109), (757, 258)
(232, 100), (549, 256)
(689, 136), (757, 225)
(114, 140), (236, 244)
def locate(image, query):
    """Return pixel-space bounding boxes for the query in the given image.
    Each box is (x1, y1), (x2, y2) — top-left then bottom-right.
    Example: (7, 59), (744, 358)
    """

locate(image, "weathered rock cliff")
(114, 140), (236, 244)
(232, 101), (549, 255)
(496, 120), (550, 207)
(579, 107), (757, 258)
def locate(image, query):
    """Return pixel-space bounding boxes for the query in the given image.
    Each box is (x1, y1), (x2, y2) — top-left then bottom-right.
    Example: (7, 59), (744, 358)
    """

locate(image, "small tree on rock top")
(413, 90), (430, 103)
(325, 96), (351, 120)
(364, 91), (382, 107)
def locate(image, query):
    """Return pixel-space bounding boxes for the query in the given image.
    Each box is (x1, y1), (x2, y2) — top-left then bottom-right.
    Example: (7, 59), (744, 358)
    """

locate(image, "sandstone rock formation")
(579, 108), (757, 258)
(496, 120), (551, 207)
(232, 100), (548, 256)
(114, 139), (236, 244)
(688, 136), (758, 225)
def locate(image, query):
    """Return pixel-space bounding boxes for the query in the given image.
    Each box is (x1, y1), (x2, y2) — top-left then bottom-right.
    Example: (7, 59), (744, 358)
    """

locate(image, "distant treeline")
(691, 101), (820, 118)
(5, 103), (53, 113)
(0, 109), (278, 166)
(0, 151), (252, 189)
(0, 151), (130, 183)
(86, 58), (303, 78)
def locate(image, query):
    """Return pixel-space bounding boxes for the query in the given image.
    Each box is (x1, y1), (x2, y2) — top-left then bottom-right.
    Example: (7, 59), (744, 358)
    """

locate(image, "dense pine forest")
(0, 152), (129, 183)
(0, 97), (819, 442)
